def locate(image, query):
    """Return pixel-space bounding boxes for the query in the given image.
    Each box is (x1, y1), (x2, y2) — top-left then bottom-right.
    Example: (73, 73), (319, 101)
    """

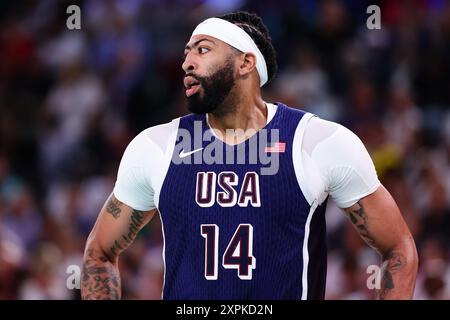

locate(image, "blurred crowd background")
(0, 0), (450, 300)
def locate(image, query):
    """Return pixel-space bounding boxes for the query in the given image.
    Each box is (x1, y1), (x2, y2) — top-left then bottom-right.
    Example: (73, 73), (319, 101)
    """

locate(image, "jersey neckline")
(203, 102), (283, 148)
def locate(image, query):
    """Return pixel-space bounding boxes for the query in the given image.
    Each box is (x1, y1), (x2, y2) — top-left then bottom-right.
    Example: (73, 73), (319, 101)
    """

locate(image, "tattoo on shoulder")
(106, 196), (122, 219)
(344, 202), (375, 247)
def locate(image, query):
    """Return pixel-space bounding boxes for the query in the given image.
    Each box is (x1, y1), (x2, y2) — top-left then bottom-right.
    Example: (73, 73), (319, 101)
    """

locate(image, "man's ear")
(238, 52), (257, 77)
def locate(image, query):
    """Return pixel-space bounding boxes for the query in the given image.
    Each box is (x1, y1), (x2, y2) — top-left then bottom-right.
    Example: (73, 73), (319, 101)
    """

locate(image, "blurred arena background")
(0, 0), (449, 299)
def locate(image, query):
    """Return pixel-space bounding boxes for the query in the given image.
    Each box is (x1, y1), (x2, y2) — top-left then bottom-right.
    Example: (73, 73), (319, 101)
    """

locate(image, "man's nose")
(182, 54), (196, 73)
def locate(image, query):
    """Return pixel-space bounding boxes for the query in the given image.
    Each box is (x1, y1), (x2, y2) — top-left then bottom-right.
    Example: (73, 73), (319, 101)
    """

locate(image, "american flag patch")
(264, 142), (286, 153)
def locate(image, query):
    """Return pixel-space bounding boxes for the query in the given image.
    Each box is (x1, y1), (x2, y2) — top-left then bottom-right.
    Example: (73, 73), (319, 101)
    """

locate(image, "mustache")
(184, 73), (204, 83)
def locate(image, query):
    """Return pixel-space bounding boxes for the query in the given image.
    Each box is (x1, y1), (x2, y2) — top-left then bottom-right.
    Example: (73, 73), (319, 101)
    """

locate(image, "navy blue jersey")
(157, 103), (328, 300)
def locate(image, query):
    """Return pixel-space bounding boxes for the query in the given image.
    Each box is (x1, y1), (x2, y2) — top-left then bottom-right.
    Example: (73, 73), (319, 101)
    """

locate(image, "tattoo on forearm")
(344, 202), (375, 247)
(110, 209), (146, 257)
(81, 248), (121, 300)
(106, 196), (122, 219)
(378, 251), (407, 299)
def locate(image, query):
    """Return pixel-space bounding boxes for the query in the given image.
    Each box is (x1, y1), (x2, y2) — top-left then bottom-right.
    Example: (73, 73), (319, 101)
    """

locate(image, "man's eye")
(199, 47), (210, 54)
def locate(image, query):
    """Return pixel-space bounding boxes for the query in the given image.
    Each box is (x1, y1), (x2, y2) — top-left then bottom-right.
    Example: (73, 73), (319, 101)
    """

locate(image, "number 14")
(200, 224), (256, 280)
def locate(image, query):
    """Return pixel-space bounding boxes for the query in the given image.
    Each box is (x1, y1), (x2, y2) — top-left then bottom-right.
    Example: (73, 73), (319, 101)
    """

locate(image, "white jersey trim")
(292, 112), (317, 206)
(152, 118), (180, 209)
(301, 199), (319, 300)
(159, 212), (167, 299)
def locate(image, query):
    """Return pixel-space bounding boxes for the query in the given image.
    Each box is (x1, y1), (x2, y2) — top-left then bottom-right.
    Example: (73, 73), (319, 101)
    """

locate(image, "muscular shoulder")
(300, 116), (380, 208)
(113, 118), (180, 211)
(132, 118), (181, 155)
(302, 116), (341, 155)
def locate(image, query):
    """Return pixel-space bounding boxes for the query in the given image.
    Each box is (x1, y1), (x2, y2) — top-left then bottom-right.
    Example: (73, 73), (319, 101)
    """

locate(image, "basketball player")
(81, 12), (418, 300)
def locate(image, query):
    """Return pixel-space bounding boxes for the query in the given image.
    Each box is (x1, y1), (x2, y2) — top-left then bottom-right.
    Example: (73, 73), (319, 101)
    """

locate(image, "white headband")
(191, 17), (268, 87)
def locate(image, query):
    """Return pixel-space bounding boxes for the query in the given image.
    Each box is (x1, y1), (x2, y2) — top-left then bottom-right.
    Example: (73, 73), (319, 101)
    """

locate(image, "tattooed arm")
(343, 185), (418, 299)
(81, 194), (156, 299)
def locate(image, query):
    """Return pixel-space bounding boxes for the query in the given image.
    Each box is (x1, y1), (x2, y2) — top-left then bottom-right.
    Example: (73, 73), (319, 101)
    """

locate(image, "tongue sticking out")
(186, 84), (201, 97)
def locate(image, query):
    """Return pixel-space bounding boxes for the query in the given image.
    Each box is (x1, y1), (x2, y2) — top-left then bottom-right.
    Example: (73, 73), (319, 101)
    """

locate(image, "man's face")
(183, 35), (237, 114)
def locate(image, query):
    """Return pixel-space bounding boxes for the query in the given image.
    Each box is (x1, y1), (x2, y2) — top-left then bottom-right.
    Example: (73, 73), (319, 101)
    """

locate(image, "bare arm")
(81, 194), (156, 299)
(342, 185), (418, 299)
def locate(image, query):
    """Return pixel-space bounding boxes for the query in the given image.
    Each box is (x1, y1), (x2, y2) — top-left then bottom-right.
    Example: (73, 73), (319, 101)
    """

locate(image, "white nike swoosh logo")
(179, 147), (203, 158)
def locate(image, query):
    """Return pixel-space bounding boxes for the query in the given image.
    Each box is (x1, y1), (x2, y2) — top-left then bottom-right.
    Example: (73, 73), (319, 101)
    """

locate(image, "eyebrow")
(184, 38), (216, 51)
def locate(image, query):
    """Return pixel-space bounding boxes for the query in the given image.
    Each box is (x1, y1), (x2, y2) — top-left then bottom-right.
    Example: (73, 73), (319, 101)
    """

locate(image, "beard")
(185, 59), (236, 115)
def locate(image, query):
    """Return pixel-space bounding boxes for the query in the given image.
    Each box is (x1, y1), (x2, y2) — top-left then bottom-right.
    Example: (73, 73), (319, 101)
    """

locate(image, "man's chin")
(186, 97), (217, 114)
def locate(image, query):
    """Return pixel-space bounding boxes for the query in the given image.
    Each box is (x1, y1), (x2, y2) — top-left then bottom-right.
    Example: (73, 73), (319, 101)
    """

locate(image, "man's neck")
(207, 94), (267, 145)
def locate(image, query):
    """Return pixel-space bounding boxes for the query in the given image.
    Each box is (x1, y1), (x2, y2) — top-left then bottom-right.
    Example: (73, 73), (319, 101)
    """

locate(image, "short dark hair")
(218, 11), (278, 85)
